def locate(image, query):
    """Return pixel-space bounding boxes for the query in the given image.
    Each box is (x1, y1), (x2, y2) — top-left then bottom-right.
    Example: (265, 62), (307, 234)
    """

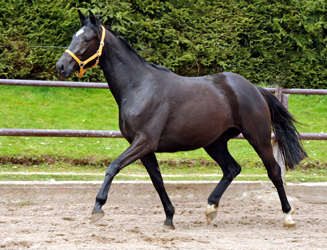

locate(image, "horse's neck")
(100, 33), (147, 107)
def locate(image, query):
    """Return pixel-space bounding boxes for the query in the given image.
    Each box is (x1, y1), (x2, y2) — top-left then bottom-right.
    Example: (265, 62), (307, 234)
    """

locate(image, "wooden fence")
(0, 79), (326, 140)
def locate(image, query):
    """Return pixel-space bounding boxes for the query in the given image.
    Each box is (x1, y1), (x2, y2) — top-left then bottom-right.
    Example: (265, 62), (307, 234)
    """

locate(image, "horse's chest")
(118, 110), (143, 139)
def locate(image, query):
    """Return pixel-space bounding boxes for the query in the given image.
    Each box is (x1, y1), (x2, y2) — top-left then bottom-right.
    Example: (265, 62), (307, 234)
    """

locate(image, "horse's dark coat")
(56, 11), (307, 229)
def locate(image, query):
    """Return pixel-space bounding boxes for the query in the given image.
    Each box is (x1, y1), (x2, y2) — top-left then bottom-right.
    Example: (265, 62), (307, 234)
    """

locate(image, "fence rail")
(0, 129), (327, 140)
(2, 79), (327, 95)
(0, 129), (123, 138)
(0, 79), (108, 89)
(0, 79), (326, 141)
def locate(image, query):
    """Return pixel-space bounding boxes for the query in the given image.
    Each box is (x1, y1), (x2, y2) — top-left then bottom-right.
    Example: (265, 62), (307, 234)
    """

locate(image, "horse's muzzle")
(56, 54), (77, 79)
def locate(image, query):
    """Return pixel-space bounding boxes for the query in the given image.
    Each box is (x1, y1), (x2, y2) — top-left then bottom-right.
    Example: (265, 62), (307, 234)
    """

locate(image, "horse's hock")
(1, 181), (327, 205)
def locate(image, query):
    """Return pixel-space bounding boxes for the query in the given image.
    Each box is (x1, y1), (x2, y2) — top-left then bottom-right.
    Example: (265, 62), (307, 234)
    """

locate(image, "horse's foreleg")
(90, 136), (154, 222)
(141, 153), (175, 229)
(204, 141), (241, 224)
(91, 174), (113, 222)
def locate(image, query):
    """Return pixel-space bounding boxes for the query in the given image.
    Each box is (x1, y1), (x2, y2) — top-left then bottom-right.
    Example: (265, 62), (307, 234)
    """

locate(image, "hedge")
(0, 0), (326, 88)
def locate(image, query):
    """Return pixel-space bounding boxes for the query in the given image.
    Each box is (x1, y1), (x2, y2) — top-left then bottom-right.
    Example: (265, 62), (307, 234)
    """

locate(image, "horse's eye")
(85, 38), (90, 43)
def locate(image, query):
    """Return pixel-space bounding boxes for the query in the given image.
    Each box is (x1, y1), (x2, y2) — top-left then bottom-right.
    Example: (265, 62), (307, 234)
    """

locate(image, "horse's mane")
(102, 24), (171, 72)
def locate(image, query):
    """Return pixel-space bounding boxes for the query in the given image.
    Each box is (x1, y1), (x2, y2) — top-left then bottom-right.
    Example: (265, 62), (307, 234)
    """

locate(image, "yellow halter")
(65, 26), (106, 78)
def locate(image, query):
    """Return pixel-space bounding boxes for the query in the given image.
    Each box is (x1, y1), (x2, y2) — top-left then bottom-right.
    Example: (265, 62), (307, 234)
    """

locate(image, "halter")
(65, 25), (106, 78)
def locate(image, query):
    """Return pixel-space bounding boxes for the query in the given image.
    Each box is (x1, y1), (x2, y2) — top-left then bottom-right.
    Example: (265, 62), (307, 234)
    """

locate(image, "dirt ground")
(0, 182), (327, 249)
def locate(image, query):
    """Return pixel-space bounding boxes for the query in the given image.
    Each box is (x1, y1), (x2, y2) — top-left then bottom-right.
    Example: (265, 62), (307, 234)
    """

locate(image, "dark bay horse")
(56, 10), (307, 229)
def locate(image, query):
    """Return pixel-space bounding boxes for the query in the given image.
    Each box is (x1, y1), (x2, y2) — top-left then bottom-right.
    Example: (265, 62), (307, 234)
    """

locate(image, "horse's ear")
(89, 10), (99, 26)
(78, 10), (87, 26)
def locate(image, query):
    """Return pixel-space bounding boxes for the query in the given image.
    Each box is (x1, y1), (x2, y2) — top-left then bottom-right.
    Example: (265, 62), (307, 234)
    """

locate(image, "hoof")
(206, 204), (218, 224)
(163, 223), (175, 230)
(164, 218), (175, 230)
(90, 212), (104, 222)
(283, 220), (296, 228)
(283, 207), (296, 228)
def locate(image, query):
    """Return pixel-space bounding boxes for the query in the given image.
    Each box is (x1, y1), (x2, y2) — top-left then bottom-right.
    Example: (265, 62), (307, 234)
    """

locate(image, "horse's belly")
(156, 133), (218, 152)
(156, 114), (230, 152)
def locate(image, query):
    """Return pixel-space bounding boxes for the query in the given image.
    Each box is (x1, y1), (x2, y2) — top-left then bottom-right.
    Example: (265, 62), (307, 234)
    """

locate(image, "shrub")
(1, 0), (326, 88)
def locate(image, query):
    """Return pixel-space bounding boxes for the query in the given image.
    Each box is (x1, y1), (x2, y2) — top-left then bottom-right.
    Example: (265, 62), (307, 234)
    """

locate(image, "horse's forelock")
(83, 19), (103, 40)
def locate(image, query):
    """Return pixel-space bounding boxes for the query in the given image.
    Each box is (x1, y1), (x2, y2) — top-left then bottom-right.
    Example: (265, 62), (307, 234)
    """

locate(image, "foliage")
(0, 0), (326, 88)
(0, 0), (103, 82)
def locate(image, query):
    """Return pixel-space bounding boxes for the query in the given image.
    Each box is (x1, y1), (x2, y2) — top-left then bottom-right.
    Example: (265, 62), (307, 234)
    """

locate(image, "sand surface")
(0, 181), (327, 249)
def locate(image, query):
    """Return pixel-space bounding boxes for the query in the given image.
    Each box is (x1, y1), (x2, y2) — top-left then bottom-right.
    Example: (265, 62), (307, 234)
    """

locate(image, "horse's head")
(56, 10), (105, 78)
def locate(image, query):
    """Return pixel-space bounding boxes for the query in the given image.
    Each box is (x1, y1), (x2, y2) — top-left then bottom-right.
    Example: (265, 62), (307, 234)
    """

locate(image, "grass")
(0, 170), (326, 182)
(0, 85), (326, 182)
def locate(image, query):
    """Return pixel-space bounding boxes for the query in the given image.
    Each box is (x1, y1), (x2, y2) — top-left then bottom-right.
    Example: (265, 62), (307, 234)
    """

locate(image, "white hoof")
(206, 204), (218, 224)
(283, 207), (296, 228)
(290, 207), (296, 215)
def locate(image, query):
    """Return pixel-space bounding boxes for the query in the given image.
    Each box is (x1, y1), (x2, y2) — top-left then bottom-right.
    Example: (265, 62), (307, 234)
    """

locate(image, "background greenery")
(1, 0), (326, 88)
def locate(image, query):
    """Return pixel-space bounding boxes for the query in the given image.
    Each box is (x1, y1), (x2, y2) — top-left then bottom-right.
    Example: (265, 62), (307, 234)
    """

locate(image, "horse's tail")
(257, 87), (307, 169)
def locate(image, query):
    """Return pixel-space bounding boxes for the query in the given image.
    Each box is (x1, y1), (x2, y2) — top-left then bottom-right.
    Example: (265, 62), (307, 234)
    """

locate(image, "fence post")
(281, 93), (290, 110)
(272, 86), (289, 183)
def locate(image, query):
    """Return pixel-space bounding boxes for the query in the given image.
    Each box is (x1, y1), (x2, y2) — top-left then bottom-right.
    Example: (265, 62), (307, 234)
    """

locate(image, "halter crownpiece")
(65, 25), (106, 78)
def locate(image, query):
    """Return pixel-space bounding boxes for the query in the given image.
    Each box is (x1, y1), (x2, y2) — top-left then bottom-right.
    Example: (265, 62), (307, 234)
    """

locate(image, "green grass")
(0, 85), (326, 182)
(0, 171), (326, 182)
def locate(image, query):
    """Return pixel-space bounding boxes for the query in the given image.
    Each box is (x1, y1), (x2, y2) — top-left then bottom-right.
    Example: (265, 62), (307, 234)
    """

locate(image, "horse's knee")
(234, 164), (242, 177)
(105, 163), (120, 176)
(224, 164), (241, 181)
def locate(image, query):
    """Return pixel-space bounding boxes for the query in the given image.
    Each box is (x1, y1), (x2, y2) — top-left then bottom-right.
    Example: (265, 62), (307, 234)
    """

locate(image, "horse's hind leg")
(204, 139), (241, 223)
(141, 153), (175, 229)
(242, 128), (296, 227)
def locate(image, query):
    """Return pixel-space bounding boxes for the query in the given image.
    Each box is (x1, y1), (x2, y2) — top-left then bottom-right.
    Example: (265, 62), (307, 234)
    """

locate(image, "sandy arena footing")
(0, 181), (327, 249)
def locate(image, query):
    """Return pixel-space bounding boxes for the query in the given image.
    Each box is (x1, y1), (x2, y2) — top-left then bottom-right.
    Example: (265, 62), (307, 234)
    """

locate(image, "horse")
(56, 10), (307, 229)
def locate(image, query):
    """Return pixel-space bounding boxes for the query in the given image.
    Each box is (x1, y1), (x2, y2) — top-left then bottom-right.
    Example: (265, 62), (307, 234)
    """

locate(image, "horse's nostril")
(61, 64), (64, 71)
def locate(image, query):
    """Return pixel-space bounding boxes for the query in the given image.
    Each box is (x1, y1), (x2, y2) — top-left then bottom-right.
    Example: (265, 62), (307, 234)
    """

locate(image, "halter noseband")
(65, 25), (106, 78)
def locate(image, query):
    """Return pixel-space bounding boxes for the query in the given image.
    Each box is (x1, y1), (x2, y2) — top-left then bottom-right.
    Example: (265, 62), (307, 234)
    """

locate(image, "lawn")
(0, 84), (326, 181)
